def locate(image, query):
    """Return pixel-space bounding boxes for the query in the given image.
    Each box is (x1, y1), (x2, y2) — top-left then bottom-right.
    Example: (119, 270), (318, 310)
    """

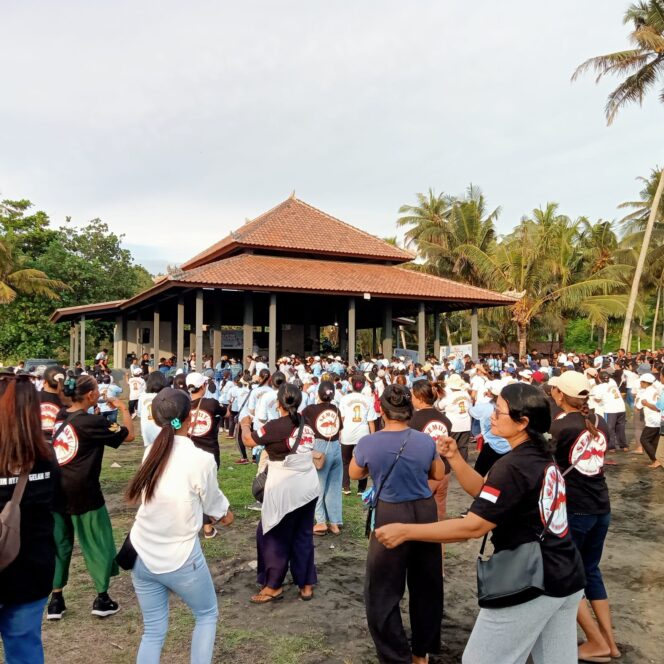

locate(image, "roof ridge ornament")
(289, 190), (296, 199)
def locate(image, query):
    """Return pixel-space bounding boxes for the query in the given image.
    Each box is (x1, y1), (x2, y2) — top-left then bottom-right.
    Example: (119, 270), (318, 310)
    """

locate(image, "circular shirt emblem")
(288, 424), (316, 452)
(422, 420), (448, 440)
(315, 410), (340, 438)
(53, 423), (79, 466)
(190, 410), (213, 437)
(40, 402), (60, 432)
(538, 464), (568, 537)
(569, 430), (608, 477)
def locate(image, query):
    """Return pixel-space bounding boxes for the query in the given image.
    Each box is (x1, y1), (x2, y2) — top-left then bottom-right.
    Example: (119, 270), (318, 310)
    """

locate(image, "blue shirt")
(468, 402), (511, 454)
(354, 429), (436, 503)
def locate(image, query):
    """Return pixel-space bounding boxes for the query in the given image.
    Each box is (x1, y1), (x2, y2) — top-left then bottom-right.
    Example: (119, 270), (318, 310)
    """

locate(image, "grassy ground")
(1, 424), (371, 664)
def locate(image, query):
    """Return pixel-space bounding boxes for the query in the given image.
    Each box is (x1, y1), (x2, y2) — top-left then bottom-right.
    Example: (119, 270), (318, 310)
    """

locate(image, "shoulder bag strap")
(9, 472), (29, 505)
(290, 416), (307, 454)
(51, 410), (82, 444)
(372, 429), (413, 506)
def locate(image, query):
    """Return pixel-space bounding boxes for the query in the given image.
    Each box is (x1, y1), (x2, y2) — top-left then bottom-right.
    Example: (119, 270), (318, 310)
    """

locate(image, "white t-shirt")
(624, 369), (640, 391)
(589, 383), (605, 417)
(437, 390), (472, 432)
(598, 379), (625, 414)
(131, 436), (229, 574)
(255, 389), (280, 424)
(339, 392), (378, 445)
(139, 392), (162, 446)
(470, 375), (490, 405)
(637, 386), (662, 428)
(128, 376), (146, 401)
(229, 384), (250, 413)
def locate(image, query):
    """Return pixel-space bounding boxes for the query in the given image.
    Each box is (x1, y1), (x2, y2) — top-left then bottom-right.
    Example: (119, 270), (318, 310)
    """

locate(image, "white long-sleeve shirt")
(131, 436), (229, 573)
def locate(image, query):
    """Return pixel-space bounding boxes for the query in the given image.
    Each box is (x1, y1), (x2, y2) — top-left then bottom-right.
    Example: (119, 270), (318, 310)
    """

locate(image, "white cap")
(549, 372), (591, 398)
(131, 366), (143, 376)
(518, 369), (533, 379)
(399, 356), (405, 361)
(640, 373), (656, 384)
(185, 372), (207, 389)
(487, 379), (505, 396)
(314, 356), (320, 361)
(446, 374), (467, 391)
(335, 356), (342, 361)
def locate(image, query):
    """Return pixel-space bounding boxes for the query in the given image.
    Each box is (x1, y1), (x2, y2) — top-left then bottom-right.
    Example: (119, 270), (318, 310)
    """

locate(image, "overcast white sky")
(2, 1), (662, 273)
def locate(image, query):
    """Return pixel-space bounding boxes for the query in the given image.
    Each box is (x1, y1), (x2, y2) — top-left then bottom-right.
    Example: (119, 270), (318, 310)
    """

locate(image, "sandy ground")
(5, 431), (662, 663)
(205, 450), (664, 663)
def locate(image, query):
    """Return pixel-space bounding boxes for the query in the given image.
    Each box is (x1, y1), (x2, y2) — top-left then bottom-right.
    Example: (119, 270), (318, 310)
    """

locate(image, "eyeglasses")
(492, 407), (511, 418)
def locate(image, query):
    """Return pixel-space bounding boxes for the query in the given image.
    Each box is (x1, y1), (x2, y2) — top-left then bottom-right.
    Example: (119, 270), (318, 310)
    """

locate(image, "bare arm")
(428, 456), (445, 480)
(108, 399), (135, 442)
(349, 457), (368, 480)
(239, 416), (257, 448)
(375, 512), (494, 548)
(368, 420), (376, 434)
(436, 436), (485, 497)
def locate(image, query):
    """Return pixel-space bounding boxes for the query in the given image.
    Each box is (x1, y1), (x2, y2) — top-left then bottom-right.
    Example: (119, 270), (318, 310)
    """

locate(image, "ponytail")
(277, 383), (301, 425)
(125, 424), (176, 504)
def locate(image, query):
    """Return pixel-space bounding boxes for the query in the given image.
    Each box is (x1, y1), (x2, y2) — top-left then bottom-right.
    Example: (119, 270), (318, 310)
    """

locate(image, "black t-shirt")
(251, 415), (315, 461)
(189, 397), (226, 458)
(53, 408), (128, 515)
(301, 403), (343, 442)
(39, 390), (64, 439)
(550, 411), (610, 515)
(0, 455), (58, 605)
(409, 407), (453, 474)
(470, 440), (586, 597)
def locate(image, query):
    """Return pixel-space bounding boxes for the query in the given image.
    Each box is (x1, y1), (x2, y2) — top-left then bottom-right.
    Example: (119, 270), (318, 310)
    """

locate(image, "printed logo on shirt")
(569, 430), (608, 477)
(288, 424), (315, 452)
(538, 464), (568, 537)
(190, 410), (213, 437)
(40, 402), (60, 432)
(423, 420), (448, 440)
(315, 410), (340, 438)
(478, 485), (501, 504)
(53, 423), (79, 466)
(255, 426), (266, 438)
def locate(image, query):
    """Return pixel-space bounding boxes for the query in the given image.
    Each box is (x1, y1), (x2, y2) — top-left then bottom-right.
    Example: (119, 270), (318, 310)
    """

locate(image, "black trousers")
(341, 444), (368, 492)
(452, 430), (471, 461)
(365, 497), (443, 663)
(641, 426), (661, 461)
(474, 444), (508, 477)
(605, 412), (627, 450)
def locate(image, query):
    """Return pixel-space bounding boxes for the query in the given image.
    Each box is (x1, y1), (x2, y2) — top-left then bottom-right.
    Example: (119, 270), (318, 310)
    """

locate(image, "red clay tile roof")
(175, 254), (515, 305)
(181, 196), (414, 269)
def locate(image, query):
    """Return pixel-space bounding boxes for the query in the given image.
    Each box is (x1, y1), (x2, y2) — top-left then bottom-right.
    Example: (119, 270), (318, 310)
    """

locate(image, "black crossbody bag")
(251, 417), (306, 503)
(476, 424), (596, 609)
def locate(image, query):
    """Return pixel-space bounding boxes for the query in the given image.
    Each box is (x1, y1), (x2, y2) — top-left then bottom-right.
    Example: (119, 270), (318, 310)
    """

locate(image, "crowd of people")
(0, 344), (663, 663)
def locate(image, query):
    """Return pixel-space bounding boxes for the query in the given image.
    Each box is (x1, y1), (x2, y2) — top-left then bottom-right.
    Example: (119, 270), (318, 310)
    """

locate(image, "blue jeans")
(132, 541), (218, 664)
(0, 596), (48, 664)
(314, 439), (343, 525)
(569, 512), (611, 601)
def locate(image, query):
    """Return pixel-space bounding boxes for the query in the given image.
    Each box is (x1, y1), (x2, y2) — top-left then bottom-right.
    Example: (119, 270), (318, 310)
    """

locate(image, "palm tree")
(572, 0), (664, 349)
(0, 238), (67, 303)
(398, 185), (498, 286)
(457, 207), (623, 357)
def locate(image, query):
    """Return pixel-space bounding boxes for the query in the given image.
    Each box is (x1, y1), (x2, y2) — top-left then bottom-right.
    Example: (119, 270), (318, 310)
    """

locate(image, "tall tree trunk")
(652, 287), (661, 351)
(620, 168), (664, 348)
(517, 323), (527, 359)
(444, 317), (452, 347)
(602, 321), (608, 348)
(590, 325), (594, 342)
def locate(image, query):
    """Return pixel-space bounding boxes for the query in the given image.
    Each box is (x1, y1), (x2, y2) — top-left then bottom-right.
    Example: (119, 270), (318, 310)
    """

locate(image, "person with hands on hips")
(375, 383), (586, 664)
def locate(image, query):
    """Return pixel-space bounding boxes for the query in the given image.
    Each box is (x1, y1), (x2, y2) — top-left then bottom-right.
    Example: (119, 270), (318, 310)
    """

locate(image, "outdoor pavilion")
(50, 195), (516, 370)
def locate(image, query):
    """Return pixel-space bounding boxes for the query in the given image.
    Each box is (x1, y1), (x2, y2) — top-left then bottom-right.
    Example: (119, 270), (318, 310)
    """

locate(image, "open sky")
(2, 1), (662, 274)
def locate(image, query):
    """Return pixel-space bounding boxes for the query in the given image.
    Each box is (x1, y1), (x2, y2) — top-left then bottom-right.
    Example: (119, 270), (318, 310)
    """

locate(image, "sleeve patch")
(479, 485), (501, 503)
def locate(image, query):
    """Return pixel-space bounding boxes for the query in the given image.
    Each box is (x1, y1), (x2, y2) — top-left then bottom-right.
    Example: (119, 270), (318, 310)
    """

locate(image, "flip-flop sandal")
(578, 655), (611, 663)
(313, 528), (328, 537)
(298, 590), (314, 601)
(203, 528), (218, 539)
(250, 592), (284, 604)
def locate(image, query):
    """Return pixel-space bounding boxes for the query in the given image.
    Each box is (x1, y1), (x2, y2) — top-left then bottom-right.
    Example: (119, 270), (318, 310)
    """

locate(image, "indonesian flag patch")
(255, 426), (266, 438)
(479, 485), (501, 504)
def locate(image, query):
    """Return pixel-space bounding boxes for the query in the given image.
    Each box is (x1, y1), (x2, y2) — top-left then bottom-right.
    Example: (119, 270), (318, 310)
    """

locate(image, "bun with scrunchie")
(380, 384), (413, 422)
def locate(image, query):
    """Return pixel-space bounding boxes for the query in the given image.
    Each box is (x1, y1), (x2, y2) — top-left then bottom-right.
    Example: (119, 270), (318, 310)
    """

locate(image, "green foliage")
(0, 200), (153, 362)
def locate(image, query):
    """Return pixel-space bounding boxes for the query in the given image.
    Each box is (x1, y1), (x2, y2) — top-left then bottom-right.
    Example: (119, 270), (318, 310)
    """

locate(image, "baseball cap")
(487, 379), (505, 396)
(518, 369), (533, 379)
(185, 372), (207, 390)
(549, 372), (591, 398)
(131, 366), (143, 376)
(640, 373), (656, 384)
(531, 371), (545, 383)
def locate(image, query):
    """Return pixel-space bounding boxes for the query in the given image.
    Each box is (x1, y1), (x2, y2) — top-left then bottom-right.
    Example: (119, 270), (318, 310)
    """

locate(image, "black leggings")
(474, 444), (508, 477)
(341, 444), (367, 492)
(365, 497), (442, 663)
